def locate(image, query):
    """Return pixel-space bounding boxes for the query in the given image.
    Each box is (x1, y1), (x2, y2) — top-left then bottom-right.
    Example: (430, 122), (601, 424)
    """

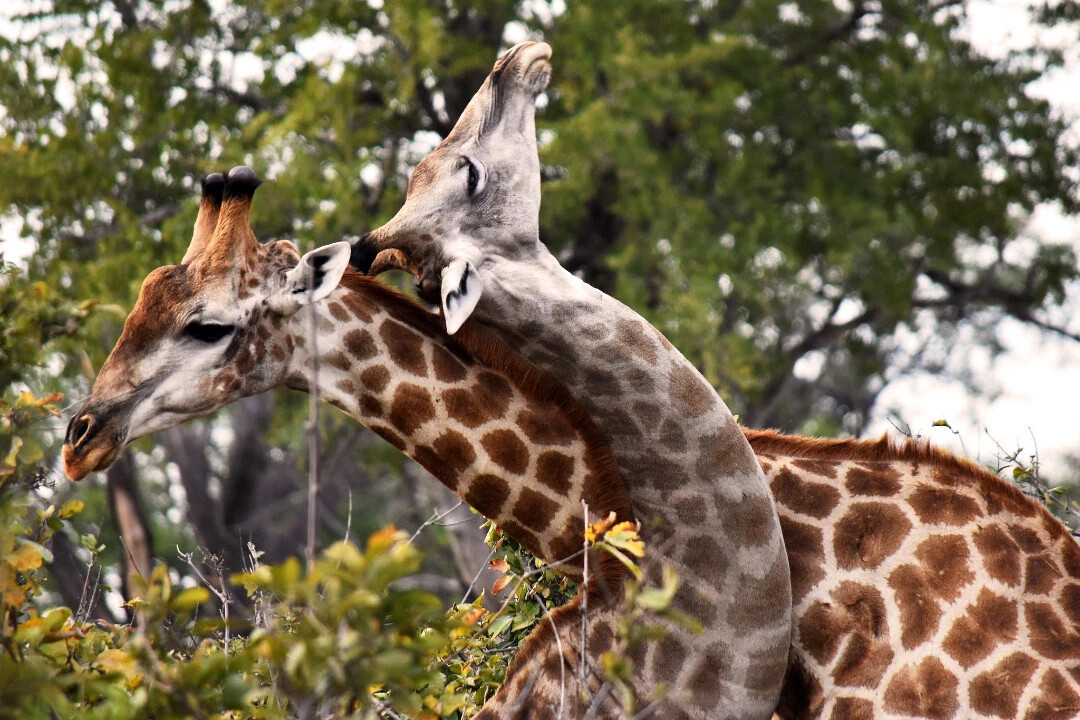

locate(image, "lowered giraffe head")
(351, 41), (551, 333)
(62, 166), (352, 481)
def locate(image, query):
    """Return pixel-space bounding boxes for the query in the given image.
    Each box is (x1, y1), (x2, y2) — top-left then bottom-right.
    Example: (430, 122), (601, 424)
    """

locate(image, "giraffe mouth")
(62, 440), (123, 482)
(520, 43), (552, 91)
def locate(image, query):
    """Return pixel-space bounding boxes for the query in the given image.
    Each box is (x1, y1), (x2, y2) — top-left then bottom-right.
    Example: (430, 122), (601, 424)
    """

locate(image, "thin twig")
(178, 546), (232, 655)
(305, 258), (320, 568)
(580, 500), (590, 703)
(409, 500), (465, 544)
(461, 545), (499, 604)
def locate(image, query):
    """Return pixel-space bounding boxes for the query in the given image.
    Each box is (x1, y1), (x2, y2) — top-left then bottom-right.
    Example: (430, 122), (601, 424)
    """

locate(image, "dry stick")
(343, 487), (353, 546)
(305, 260), (320, 568)
(460, 545), (499, 604)
(178, 547), (232, 655)
(408, 499), (465, 544)
(117, 534), (148, 630)
(580, 500), (590, 704)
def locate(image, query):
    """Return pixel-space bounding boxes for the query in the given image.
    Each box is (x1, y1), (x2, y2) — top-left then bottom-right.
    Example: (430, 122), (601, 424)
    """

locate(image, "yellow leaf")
(585, 511), (618, 543)
(491, 575), (511, 596)
(96, 649), (138, 676)
(462, 607), (487, 626)
(8, 544), (43, 572)
(366, 525), (401, 553)
(59, 499), (84, 518)
(3, 437), (23, 468)
(604, 521), (645, 558)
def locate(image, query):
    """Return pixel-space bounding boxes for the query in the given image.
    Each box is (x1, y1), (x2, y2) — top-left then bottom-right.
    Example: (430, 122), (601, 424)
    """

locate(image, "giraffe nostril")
(69, 414), (94, 448)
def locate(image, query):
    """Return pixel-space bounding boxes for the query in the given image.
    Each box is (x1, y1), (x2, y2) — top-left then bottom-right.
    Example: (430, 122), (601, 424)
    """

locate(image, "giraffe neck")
(279, 273), (632, 586)
(467, 251), (792, 718)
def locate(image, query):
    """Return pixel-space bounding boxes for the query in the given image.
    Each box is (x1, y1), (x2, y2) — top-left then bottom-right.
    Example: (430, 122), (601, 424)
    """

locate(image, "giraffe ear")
(441, 258), (484, 335)
(270, 241), (351, 315)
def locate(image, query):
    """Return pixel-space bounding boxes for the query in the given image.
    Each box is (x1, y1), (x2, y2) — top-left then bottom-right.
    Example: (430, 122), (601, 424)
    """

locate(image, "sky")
(2, 1), (1079, 479)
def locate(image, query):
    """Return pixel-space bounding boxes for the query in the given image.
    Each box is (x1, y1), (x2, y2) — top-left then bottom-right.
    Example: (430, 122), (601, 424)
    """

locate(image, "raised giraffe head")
(62, 166), (352, 481)
(350, 41), (551, 333)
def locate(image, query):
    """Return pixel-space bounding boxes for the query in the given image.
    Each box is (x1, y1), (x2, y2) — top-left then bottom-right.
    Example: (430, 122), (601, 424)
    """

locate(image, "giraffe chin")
(62, 442), (121, 482)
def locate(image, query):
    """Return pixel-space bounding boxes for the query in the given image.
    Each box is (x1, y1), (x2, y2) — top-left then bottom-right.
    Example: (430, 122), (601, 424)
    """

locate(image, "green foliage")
(1, 481), (681, 719)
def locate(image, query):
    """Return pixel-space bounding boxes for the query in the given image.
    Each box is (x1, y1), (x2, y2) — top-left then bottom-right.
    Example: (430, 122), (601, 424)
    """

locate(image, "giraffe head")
(62, 166), (351, 481)
(351, 41), (551, 333)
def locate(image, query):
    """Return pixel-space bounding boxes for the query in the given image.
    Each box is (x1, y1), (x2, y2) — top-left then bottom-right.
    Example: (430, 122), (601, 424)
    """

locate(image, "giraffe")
(60, 166), (638, 717)
(347, 42), (1080, 719)
(351, 41), (792, 720)
(747, 429), (1080, 720)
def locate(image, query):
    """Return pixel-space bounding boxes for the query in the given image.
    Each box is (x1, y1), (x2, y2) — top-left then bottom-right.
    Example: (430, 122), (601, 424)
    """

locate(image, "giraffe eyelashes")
(184, 322), (234, 343)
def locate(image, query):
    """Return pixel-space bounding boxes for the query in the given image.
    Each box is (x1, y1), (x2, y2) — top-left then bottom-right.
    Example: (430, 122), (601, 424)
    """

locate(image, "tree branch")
(782, 1), (872, 67)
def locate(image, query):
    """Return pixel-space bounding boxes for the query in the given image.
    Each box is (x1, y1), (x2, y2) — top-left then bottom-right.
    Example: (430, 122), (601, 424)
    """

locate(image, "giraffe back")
(747, 430), (1080, 720)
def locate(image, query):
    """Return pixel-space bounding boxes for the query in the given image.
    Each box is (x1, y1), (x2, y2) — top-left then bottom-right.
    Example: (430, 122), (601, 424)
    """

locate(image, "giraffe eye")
(466, 160), (480, 196)
(184, 322), (234, 343)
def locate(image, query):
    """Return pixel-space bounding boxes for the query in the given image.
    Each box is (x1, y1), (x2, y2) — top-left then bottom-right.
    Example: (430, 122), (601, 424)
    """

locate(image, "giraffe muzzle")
(62, 409), (125, 481)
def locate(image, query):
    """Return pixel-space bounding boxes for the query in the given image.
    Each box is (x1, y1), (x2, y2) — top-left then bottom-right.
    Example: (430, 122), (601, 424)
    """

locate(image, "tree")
(4, 1), (1077, 443)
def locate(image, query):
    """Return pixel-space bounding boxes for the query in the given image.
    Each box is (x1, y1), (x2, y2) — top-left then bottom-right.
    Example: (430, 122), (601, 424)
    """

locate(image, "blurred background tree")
(1, 0), (1078, 610)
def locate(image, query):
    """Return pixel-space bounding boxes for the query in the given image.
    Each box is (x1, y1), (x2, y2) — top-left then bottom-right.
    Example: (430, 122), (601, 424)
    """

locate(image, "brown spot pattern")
(781, 516), (826, 604)
(360, 365), (390, 392)
(907, 483), (981, 525)
(516, 405), (575, 446)
(669, 364), (716, 417)
(342, 328), (377, 361)
(432, 430), (476, 478)
(1027, 602), (1080, 660)
(513, 488), (559, 533)
(464, 474), (510, 518)
(379, 320), (427, 376)
(720, 493), (774, 547)
(481, 429), (529, 475)
(833, 501), (911, 571)
(830, 698), (873, 720)
(882, 657), (958, 720)
(432, 344), (468, 383)
(536, 451), (574, 494)
(328, 301), (349, 322)
(888, 564), (943, 649)
(974, 524), (1022, 586)
(771, 467), (841, 519)
(388, 382), (436, 434)
(1026, 668), (1080, 720)
(968, 652), (1038, 718)
(359, 393), (383, 418)
(844, 465), (900, 496)
(324, 351), (352, 372)
(615, 319), (658, 364)
(943, 588), (1019, 668)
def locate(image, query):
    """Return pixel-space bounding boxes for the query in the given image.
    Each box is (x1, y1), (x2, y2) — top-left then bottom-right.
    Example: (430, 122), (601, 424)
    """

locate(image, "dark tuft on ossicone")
(223, 165), (262, 200)
(201, 173), (225, 204)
